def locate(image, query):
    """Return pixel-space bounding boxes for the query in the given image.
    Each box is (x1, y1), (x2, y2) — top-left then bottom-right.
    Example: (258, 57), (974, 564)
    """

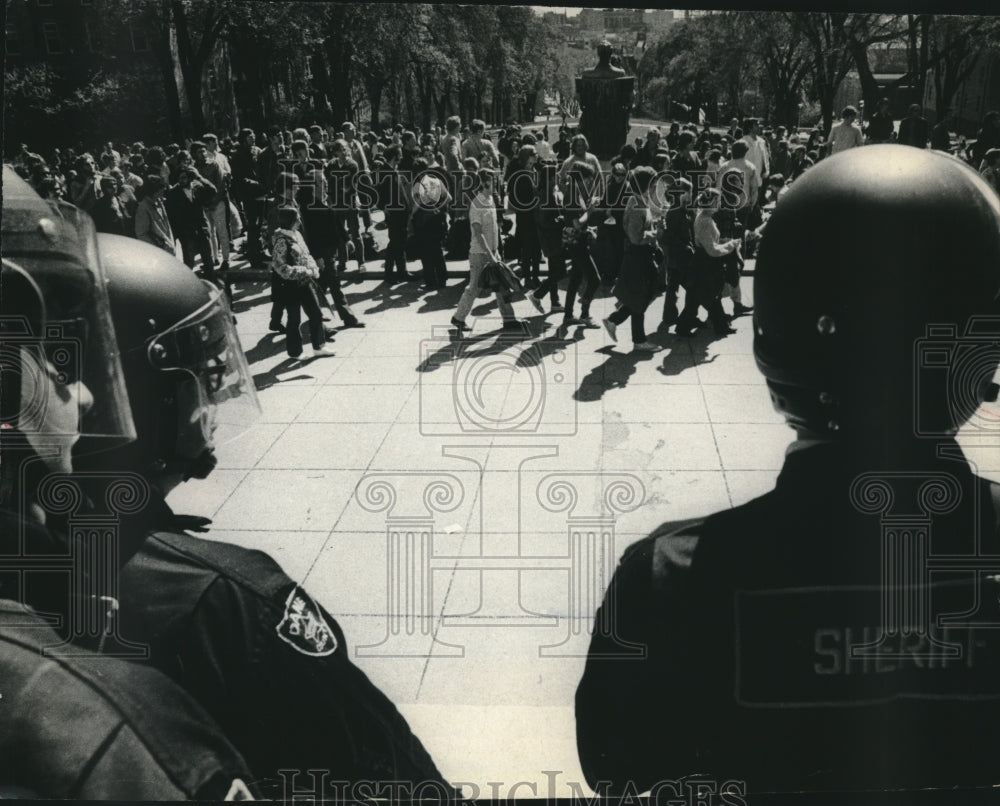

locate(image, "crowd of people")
(10, 102), (1000, 356)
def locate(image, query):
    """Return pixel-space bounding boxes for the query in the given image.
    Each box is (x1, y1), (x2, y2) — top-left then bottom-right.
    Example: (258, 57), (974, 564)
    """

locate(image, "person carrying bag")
(602, 167), (663, 352)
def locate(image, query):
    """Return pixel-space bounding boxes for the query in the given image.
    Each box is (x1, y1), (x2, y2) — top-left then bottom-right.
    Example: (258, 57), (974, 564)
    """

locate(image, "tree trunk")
(366, 77), (385, 130)
(152, 20), (184, 141)
(774, 88), (802, 130)
(229, 30), (267, 131)
(433, 78), (451, 127)
(310, 51), (333, 123)
(170, 0), (209, 134)
(404, 73), (417, 129)
(412, 62), (435, 131)
(458, 84), (470, 123)
(916, 15), (931, 103)
(847, 37), (882, 112)
(324, 36), (352, 125)
(819, 88), (835, 134)
(907, 15), (919, 83)
(525, 90), (538, 122)
(387, 75), (399, 123)
(475, 80), (486, 120)
(938, 50), (980, 122)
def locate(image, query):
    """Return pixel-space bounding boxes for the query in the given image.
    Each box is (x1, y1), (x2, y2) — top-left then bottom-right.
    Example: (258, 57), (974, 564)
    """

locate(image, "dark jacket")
(931, 121), (952, 152)
(866, 110), (894, 142)
(256, 145), (288, 198)
(230, 143), (263, 199)
(898, 115), (930, 148)
(115, 493), (449, 799)
(0, 509), (255, 801)
(577, 441), (1000, 794)
(91, 194), (129, 236)
(662, 206), (694, 283)
(0, 599), (255, 800)
(612, 242), (658, 311)
(166, 180), (215, 238)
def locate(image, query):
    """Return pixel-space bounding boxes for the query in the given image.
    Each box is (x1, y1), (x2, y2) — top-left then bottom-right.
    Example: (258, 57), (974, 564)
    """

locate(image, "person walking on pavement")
(231, 127), (266, 266)
(602, 166), (664, 352)
(530, 162), (567, 313)
(558, 161), (603, 335)
(658, 177), (696, 333)
(686, 188), (739, 337)
(271, 206), (334, 360)
(452, 169), (540, 333)
(380, 145), (413, 284)
(865, 97), (894, 143)
(191, 140), (231, 274)
(298, 167), (362, 330)
(898, 104), (930, 148)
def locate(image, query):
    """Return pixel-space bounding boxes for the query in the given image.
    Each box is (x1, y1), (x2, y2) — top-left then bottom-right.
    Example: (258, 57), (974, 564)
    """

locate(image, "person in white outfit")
(451, 169), (541, 332)
(829, 106), (864, 154)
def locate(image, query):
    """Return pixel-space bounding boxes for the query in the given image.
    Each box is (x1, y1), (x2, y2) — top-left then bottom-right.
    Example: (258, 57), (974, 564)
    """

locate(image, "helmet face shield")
(1, 171), (136, 447)
(147, 282), (261, 456)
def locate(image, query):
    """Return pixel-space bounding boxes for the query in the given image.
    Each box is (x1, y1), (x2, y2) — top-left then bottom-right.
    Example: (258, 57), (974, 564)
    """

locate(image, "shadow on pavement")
(574, 345), (659, 401)
(416, 320), (539, 375)
(252, 357), (319, 391)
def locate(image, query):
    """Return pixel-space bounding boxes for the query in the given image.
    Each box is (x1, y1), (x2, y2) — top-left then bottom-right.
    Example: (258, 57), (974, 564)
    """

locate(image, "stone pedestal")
(575, 41), (634, 161)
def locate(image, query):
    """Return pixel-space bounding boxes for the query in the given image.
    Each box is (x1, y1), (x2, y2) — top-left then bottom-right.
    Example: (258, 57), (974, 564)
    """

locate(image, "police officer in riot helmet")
(576, 146), (1000, 793)
(75, 234), (451, 797)
(0, 166), (257, 800)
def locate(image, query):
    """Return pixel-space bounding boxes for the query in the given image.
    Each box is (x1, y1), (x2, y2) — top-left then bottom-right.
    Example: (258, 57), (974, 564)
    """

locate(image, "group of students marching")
(476, 132), (771, 351)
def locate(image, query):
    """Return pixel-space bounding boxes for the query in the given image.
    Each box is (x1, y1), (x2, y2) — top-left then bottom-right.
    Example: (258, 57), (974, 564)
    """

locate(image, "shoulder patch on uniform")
(275, 586), (338, 657)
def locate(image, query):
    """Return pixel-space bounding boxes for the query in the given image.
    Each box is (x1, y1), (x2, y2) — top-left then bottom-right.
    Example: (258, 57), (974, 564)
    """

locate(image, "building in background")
(567, 8), (676, 62)
(924, 49), (1000, 137)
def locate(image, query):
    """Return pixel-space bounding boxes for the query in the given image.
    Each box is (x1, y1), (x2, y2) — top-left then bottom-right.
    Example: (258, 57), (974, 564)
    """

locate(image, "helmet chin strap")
(183, 448), (217, 481)
(147, 449), (217, 495)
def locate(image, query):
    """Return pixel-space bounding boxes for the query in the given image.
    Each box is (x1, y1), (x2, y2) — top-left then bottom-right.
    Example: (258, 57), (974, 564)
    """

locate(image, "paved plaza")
(165, 242), (1000, 795)
(165, 241), (788, 795)
(161, 211), (1000, 798)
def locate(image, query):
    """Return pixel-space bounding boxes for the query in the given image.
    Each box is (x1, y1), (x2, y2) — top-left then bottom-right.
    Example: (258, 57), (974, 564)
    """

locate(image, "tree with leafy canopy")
(747, 12), (812, 130)
(638, 14), (757, 125)
(226, 2), (324, 129)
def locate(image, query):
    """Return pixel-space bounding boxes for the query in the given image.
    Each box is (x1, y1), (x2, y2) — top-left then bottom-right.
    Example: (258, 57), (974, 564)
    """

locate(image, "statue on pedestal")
(575, 41), (635, 161)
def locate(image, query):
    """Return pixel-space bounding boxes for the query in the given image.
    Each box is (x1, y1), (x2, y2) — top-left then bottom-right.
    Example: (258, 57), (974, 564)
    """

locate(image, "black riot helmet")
(753, 145), (1000, 445)
(77, 235), (261, 490)
(1, 167), (136, 502)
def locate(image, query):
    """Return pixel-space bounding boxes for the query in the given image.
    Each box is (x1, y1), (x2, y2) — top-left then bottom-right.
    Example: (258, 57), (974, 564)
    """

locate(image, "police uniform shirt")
(0, 599), (254, 800)
(576, 440), (1000, 793)
(114, 494), (448, 797)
